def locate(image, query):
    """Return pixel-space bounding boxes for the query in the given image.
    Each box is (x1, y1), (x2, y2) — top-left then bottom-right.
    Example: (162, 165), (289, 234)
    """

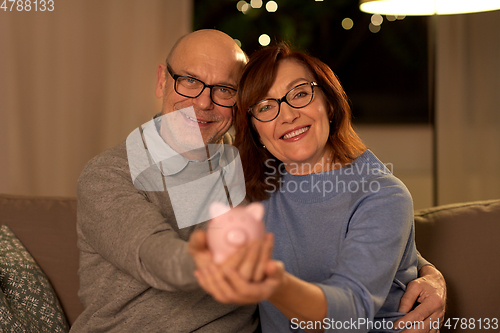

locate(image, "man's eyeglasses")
(248, 82), (318, 122)
(166, 64), (237, 108)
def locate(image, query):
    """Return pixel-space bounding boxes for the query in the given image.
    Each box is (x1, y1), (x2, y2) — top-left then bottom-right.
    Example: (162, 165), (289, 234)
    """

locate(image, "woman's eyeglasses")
(248, 82), (318, 122)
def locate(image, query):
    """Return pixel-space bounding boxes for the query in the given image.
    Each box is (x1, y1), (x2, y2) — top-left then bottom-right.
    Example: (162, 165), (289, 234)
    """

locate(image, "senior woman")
(192, 43), (443, 332)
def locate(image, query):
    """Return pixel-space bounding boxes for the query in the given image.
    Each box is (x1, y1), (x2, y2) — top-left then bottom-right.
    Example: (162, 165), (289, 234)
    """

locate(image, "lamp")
(360, 0), (500, 15)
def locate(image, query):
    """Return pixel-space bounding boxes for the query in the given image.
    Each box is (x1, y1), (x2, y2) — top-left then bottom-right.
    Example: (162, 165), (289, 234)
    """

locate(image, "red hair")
(234, 43), (366, 201)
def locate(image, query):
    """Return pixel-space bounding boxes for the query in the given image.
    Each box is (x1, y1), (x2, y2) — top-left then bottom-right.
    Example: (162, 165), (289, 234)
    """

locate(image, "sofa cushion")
(0, 225), (69, 332)
(0, 194), (83, 325)
(414, 199), (500, 320)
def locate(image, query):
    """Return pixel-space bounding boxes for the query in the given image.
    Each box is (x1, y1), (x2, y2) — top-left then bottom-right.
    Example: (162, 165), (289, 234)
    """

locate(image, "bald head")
(167, 30), (247, 79)
(167, 30), (248, 63)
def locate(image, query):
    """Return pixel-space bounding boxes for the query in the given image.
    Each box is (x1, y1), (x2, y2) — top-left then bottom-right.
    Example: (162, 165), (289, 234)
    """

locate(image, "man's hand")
(221, 233), (274, 282)
(194, 259), (285, 304)
(189, 229), (281, 304)
(395, 265), (446, 333)
(188, 230), (275, 282)
(187, 229), (214, 271)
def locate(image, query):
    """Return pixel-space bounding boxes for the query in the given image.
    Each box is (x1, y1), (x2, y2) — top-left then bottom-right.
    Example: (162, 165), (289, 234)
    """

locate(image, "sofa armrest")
(0, 194), (84, 326)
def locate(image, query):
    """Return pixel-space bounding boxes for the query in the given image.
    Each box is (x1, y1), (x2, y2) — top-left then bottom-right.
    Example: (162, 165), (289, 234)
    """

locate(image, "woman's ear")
(255, 138), (265, 149)
(257, 134), (265, 149)
(328, 104), (335, 122)
(249, 119), (264, 147)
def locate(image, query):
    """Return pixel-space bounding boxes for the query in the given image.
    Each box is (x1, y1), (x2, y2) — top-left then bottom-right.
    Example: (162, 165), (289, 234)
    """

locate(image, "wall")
(0, 0), (192, 197)
(436, 10), (500, 205)
(356, 125), (433, 210)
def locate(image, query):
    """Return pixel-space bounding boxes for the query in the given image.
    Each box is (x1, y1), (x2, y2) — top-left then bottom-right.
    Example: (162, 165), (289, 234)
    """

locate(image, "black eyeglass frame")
(247, 82), (319, 122)
(166, 64), (237, 108)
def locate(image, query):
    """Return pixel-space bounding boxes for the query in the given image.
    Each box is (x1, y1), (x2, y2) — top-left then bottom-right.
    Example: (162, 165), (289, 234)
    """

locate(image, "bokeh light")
(266, 1), (278, 12)
(342, 18), (354, 30)
(369, 23), (381, 33)
(236, 0), (247, 11)
(250, 0), (263, 8)
(258, 34), (271, 46)
(371, 14), (383, 26)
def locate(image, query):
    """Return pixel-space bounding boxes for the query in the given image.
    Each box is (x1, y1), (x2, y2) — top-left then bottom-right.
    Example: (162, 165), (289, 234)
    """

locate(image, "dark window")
(194, 0), (429, 124)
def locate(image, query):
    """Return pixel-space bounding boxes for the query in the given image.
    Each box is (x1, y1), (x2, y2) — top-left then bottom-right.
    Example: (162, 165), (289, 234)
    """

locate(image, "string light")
(236, 1), (247, 11)
(371, 14), (383, 26)
(369, 23), (381, 33)
(259, 34), (271, 46)
(250, 0), (263, 8)
(266, 1), (278, 12)
(342, 18), (354, 30)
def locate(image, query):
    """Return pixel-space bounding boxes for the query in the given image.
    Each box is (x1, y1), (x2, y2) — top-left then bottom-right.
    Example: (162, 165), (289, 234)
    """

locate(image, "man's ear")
(155, 64), (167, 99)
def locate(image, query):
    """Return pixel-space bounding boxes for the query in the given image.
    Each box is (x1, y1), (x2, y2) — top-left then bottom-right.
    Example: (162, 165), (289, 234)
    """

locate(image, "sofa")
(414, 199), (500, 324)
(0, 194), (499, 331)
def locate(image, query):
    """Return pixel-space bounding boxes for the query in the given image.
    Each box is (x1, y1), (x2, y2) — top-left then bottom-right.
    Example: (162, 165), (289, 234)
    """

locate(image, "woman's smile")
(280, 125), (310, 140)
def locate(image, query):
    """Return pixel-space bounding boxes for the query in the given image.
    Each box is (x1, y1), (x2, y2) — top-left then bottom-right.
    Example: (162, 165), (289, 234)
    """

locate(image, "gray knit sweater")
(71, 138), (257, 333)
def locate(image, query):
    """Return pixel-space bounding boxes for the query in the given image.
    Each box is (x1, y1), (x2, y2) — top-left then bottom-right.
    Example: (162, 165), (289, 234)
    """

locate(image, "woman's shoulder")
(351, 150), (408, 186)
(346, 150), (412, 208)
(349, 150), (392, 175)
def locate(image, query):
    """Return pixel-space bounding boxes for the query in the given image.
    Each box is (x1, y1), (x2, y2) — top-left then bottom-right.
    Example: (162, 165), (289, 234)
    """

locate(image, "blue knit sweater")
(259, 150), (418, 333)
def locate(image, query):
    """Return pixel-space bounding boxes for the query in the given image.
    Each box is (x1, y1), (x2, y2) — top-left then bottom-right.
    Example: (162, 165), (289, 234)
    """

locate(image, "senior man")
(72, 29), (445, 332)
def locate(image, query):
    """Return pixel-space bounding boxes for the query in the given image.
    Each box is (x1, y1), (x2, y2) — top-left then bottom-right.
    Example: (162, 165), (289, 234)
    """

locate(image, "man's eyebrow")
(180, 70), (199, 78)
(178, 70), (237, 89)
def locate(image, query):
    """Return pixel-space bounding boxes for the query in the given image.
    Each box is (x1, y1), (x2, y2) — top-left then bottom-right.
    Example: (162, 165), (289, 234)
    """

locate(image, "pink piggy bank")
(207, 202), (265, 264)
